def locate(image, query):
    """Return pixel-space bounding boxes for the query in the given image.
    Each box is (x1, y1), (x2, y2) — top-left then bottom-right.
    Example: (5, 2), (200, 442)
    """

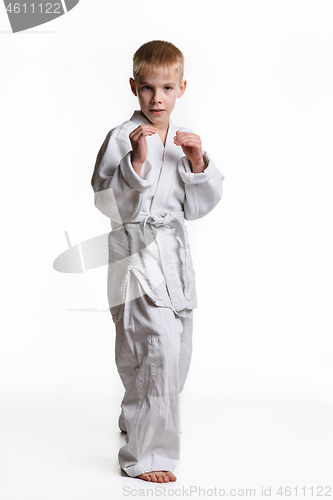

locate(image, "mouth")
(150, 109), (165, 115)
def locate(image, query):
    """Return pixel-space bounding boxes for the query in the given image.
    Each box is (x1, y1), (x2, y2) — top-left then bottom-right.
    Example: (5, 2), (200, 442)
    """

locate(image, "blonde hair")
(133, 40), (184, 82)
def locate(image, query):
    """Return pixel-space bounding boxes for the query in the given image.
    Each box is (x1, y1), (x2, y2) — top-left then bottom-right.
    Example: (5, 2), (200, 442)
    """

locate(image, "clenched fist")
(173, 131), (205, 173)
(129, 125), (156, 175)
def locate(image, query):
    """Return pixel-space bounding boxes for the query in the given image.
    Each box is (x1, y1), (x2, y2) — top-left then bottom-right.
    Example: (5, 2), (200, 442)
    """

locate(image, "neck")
(139, 111), (169, 146)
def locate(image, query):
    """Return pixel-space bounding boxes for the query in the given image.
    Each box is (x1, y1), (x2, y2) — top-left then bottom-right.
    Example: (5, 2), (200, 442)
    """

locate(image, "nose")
(151, 91), (162, 104)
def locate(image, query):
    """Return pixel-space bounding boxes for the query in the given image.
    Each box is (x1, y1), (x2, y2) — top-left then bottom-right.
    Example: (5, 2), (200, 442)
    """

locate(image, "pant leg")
(117, 314), (194, 431)
(178, 314), (194, 394)
(111, 276), (187, 477)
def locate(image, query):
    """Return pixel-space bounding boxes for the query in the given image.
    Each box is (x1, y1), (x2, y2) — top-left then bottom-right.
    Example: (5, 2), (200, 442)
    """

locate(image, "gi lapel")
(130, 110), (173, 214)
(150, 121), (177, 214)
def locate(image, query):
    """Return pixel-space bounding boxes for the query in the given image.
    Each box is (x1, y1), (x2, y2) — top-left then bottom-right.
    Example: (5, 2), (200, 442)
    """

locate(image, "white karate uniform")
(91, 110), (224, 476)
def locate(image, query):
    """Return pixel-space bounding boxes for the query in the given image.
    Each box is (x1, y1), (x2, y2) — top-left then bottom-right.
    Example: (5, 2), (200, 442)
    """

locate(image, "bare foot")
(137, 471), (177, 483)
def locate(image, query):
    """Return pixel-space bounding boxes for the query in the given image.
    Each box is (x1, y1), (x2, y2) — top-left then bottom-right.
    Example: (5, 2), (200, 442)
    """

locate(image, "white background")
(1, 1), (333, 499)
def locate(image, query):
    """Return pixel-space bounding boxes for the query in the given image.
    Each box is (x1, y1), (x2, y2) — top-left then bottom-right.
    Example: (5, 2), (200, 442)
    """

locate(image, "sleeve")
(177, 150), (225, 220)
(91, 129), (154, 223)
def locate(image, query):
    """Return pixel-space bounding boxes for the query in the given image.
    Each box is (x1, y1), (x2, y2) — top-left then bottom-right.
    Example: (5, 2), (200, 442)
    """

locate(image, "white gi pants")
(110, 274), (193, 477)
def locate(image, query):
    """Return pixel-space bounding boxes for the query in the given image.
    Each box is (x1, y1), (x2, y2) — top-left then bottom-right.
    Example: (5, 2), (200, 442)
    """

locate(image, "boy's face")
(130, 66), (187, 130)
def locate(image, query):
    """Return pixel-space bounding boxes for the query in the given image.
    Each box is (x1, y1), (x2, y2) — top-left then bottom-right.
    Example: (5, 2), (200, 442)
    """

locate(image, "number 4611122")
(6, 3), (61, 14)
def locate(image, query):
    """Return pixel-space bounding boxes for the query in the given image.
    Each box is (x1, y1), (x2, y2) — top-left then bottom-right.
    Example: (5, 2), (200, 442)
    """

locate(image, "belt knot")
(141, 212), (173, 230)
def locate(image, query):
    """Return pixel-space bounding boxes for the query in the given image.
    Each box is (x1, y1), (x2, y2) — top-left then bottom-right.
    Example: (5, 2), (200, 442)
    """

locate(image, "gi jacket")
(91, 111), (224, 317)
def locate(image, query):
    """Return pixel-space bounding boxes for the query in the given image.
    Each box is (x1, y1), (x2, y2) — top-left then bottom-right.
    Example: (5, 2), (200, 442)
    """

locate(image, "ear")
(177, 79), (187, 98)
(129, 78), (137, 96)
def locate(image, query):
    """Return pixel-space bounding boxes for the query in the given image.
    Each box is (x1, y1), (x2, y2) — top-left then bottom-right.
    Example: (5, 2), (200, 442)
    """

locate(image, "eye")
(164, 86), (173, 91)
(142, 85), (152, 91)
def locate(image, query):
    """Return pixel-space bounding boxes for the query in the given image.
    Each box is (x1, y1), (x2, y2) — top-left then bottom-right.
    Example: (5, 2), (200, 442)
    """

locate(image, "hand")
(173, 131), (205, 173)
(129, 125), (156, 174)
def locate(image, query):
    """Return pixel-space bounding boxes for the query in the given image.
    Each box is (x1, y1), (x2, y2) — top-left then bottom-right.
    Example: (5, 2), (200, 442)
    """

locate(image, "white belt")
(124, 211), (191, 303)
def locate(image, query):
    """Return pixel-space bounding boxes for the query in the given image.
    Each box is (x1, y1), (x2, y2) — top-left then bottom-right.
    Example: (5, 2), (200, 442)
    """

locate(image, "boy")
(91, 40), (224, 483)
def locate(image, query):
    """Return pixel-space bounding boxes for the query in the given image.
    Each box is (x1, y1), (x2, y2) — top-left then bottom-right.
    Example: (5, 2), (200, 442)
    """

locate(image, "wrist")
(190, 159), (205, 173)
(131, 153), (144, 175)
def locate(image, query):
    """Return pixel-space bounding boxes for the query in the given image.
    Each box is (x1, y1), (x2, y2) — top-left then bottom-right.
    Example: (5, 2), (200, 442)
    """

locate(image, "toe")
(155, 472), (166, 483)
(138, 470), (176, 483)
(137, 473), (151, 481)
(166, 471), (177, 482)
